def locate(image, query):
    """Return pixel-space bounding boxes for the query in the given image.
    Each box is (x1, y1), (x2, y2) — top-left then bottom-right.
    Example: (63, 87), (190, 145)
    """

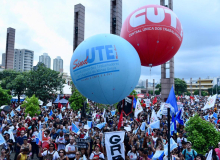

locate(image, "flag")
(49, 110), (53, 116)
(8, 131), (15, 142)
(45, 117), (48, 122)
(134, 99), (143, 117)
(202, 94), (217, 110)
(118, 112), (123, 130)
(102, 109), (106, 122)
(39, 121), (42, 131)
(147, 127), (151, 135)
(166, 86), (178, 114)
(204, 115), (209, 121)
(67, 102), (70, 109)
(15, 106), (20, 112)
(133, 127), (139, 134)
(176, 108), (184, 125)
(111, 110), (116, 116)
(153, 97), (157, 104)
(133, 97), (137, 108)
(152, 150), (164, 160)
(164, 138), (178, 156)
(0, 134), (5, 145)
(172, 114), (176, 133)
(177, 96), (179, 101)
(61, 107), (66, 112)
(36, 130), (42, 145)
(150, 109), (158, 123)
(58, 113), (62, 120)
(87, 121), (92, 128)
(84, 132), (89, 139)
(83, 155), (87, 160)
(72, 123), (79, 133)
(55, 94), (60, 102)
(170, 123), (174, 136)
(140, 122), (146, 131)
(213, 113), (218, 119)
(207, 149), (213, 160)
(10, 110), (15, 117)
(191, 99), (194, 106)
(149, 120), (160, 129)
(58, 102), (62, 109)
(96, 122), (106, 130)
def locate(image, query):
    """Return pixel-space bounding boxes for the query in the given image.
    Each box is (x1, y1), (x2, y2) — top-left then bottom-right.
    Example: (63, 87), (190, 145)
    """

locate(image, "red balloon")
(120, 5), (183, 67)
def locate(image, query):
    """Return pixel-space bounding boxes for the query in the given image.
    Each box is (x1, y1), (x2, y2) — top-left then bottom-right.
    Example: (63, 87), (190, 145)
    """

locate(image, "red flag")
(58, 102), (62, 109)
(118, 112), (123, 130)
(153, 97), (157, 104)
(181, 95), (182, 98)
(190, 96), (194, 100)
(177, 96), (179, 101)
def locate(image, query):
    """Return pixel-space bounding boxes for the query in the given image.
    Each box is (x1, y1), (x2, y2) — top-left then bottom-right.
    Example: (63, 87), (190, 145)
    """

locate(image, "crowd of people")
(0, 95), (219, 160)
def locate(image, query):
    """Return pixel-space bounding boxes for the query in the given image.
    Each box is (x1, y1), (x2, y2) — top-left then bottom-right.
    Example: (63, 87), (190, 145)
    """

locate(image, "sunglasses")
(76, 154), (80, 155)
(59, 152), (64, 153)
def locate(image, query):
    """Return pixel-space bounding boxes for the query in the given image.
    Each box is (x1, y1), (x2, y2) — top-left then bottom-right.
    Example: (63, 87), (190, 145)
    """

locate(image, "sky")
(0, 0), (220, 84)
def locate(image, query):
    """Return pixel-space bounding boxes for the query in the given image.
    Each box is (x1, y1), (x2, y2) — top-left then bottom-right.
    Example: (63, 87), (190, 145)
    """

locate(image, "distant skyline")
(0, 0), (219, 82)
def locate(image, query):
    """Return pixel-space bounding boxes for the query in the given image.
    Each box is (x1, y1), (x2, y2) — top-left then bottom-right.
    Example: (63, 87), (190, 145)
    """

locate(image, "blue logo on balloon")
(70, 34), (141, 104)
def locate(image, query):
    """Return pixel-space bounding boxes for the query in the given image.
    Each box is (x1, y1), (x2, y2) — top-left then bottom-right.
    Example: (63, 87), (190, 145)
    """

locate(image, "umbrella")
(0, 105), (11, 112)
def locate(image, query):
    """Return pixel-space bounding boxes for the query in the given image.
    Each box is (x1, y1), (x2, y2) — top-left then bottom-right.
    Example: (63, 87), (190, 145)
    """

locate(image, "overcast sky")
(0, 0), (219, 83)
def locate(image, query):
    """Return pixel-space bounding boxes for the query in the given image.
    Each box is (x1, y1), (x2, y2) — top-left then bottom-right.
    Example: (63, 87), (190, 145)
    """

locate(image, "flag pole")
(167, 107), (171, 160)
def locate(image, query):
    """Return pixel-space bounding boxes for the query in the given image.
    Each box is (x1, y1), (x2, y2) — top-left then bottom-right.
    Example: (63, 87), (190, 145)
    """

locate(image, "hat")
(32, 118), (36, 120)
(95, 144), (101, 149)
(186, 141), (192, 145)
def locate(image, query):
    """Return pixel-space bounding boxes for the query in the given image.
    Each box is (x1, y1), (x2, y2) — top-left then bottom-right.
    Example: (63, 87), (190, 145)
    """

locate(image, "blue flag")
(45, 117), (48, 122)
(213, 113), (218, 119)
(148, 127), (151, 135)
(111, 110), (116, 116)
(0, 134), (5, 145)
(84, 132), (89, 139)
(152, 151), (164, 160)
(134, 127), (139, 134)
(96, 122), (106, 130)
(172, 114), (176, 133)
(58, 113), (62, 120)
(87, 121), (92, 128)
(133, 98), (137, 108)
(49, 110), (53, 116)
(15, 106), (20, 112)
(140, 122), (146, 131)
(166, 86), (178, 114)
(149, 120), (160, 129)
(176, 109), (184, 125)
(170, 123), (174, 136)
(10, 110), (15, 117)
(204, 115), (209, 121)
(72, 123), (79, 133)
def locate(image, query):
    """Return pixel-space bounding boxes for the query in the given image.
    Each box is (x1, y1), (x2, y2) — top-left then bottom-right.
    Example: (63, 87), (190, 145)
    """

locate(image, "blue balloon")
(70, 34), (141, 104)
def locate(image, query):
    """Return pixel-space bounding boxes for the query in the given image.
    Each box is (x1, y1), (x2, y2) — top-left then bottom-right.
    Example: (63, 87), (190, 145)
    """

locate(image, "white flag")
(202, 94), (217, 110)
(134, 100), (143, 117)
(102, 108), (106, 122)
(206, 149), (213, 160)
(150, 109), (158, 123)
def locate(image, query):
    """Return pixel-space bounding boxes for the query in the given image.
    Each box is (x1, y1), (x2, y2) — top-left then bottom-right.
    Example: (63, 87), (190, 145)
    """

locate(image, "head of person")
(58, 149), (66, 157)
(20, 130), (25, 136)
(95, 144), (101, 152)
(49, 143), (55, 151)
(64, 134), (69, 140)
(22, 148), (29, 155)
(186, 141), (192, 149)
(23, 137), (28, 144)
(60, 125), (64, 129)
(179, 132), (183, 138)
(1, 148), (6, 155)
(4, 133), (9, 140)
(18, 123), (22, 128)
(131, 145), (137, 153)
(75, 151), (82, 159)
(59, 131), (64, 137)
(195, 154), (205, 160)
(44, 129), (50, 137)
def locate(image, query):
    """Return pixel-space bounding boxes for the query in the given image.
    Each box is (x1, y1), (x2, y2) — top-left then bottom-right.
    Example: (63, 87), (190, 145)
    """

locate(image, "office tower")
(39, 53), (51, 68)
(53, 56), (63, 72)
(2, 53), (5, 68)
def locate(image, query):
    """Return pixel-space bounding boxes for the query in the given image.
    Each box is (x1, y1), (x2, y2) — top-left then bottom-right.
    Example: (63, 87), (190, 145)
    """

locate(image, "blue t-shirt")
(182, 149), (197, 160)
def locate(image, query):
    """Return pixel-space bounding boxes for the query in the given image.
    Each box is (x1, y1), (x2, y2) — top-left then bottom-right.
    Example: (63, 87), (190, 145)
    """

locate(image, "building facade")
(2, 53), (5, 68)
(14, 49), (34, 72)
(5, 27), (16, 69)
(39, 53), (51, 68)
(53, 56), (63, 72)
(186, 79), (213, 92)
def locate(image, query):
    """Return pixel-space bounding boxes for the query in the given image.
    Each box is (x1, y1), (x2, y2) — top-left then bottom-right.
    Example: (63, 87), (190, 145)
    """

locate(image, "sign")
(122, 96), (133, 116)
(105, 131), (125, 160)
(137, 94), (144, 98)
(75, 138), (90, 148)
(144, 99), (151, 107)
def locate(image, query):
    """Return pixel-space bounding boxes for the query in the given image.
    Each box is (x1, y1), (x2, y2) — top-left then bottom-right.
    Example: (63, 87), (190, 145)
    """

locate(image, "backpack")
(93, 152), (101, 159)
(183, 149), (196, 159)
(43, 151), (55, 160)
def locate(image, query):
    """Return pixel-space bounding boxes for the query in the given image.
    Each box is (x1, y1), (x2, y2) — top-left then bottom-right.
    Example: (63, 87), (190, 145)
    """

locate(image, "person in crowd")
(89, 144), (104, 160)
(65, 137), (77, 160)
(127, 145), (139, 160)
(38, 143), (59, 160)
(182, 142), (197, 160)
(58, 149), (69, 160)
(15, 130), (27, 160)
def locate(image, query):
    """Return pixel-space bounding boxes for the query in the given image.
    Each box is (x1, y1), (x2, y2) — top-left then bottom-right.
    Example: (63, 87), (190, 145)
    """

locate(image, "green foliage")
(155, 90), (160, 95)
(6, 73), (28, 102)
(208, 85), (220, 95)
(148, 90), (153, 95)
(0, 86), (12, 106)
(175, 78), (187, 95)
(25, 64), (65, 104)
(69, 88), (86, 111)
(201, 91), (208, 96)
(155, 84), (161, 92)
(185, 91), (191, 96)
(0, 70), (21, 89)
(194, 90), (199, 95)
(130, 90), (138, 99)
(21, 95), (41, 117)
(185, 114), (220, 154)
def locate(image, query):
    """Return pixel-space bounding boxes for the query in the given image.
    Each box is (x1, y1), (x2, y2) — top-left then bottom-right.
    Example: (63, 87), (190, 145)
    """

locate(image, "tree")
(21, 95), (41, 117)
(25, 64), (65, 104)
(0, 70), (20, 89)
(155, 84), (161, 92)
(69, 88), (86, 111)
(130, 90), (138, 99)
(208, 85), (220, 95)
(185, 114), (220, 154)
(155, 90), (160, 95)
(0, 86), (12, 106)
(6, 73), (27, 103)
(185, 91), (191, 96)
(175, 78), (187, 95)
(201, 91), (208, 96)
(194, 90), (199, 95)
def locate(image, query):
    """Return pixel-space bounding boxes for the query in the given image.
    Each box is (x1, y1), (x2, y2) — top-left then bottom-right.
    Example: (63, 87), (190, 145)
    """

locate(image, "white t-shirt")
(42, 151), (59, 160)
(89, 152), (104, 159)
(55, 136), (66, 151)
(127, 151), (139, 160)
(177, 137), (187, 148)
(65, 143), (76, 158)
(152, 136), (158, 147)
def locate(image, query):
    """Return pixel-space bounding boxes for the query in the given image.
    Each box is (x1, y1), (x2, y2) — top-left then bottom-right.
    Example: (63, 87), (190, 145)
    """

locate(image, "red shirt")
(17, 127), (26, 137)
(79, 133), (85, 138)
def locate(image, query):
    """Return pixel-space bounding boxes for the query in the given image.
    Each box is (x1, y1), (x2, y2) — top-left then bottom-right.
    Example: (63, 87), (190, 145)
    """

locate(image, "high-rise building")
(5, 27), (16, 69)
(110, 0), (122, 35)
(2, 53), (5, 68)
(39, 53), (51, 68)
(14, 49), (34, 72)
(53, 56), (63, 72)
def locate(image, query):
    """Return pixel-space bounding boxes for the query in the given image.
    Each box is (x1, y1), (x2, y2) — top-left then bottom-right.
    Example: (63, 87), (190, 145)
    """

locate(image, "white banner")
(144, 99), (151, 107)
(202, 94), (217, 110)
(105, 131), (125, 160)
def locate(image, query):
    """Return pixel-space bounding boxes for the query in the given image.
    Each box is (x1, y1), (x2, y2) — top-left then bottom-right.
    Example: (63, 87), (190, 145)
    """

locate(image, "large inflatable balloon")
(70, 34), (141, 104)
(120, 5), (183, 67)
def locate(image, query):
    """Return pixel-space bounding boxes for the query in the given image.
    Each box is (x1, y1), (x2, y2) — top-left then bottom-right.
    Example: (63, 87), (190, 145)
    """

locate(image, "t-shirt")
(42, 151), (59, 160)
(177, 137), (187, 148)
(65, 143), (76, 158)
(215, 148), (220, 160)
(127, 151), (139, 160)
(55, 136), (66, 151)
(182, 149), (197, 160)
(89, 152), (104, 159)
